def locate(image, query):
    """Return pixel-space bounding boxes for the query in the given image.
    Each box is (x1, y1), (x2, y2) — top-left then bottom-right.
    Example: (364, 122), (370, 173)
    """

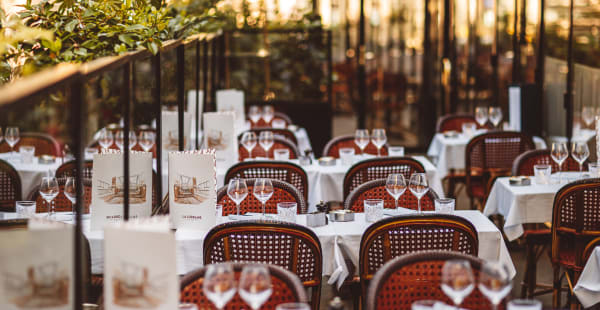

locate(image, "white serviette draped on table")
(574, 247), (600, 308)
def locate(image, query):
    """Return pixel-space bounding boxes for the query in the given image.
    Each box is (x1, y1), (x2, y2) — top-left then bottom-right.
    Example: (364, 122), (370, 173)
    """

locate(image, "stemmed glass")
(385, 174), (407, 211)
(248, 105), (262, 126)
(227, 178), (248, 216)
(409, 173), (429, 213)
(478, 261), (512, 310)
(371, 129), (387, 157)
(64, 177), (77, 220)
(259, 131), (274, 159)
(0, 127), (3, 144)
(582, 106), (595, 128)
(488, 107), (503, 128)
(203, 263), (236, 310)
(115, 130), (137, 151)
(39, 177), (59, 219)
(5, 127), (20, 157)
(354, 129), (370, 155)
(551, 142), (569, 183)
(138, 131), (155, 152)
(572, 142), (590, 174)
(98, 128), (114, 152)
(441, 260), (475, 309)
(239, 265), (273, 310)
(475, 106), (488, 127)
(253, 178), (274, 218)
(241, 132), (258, 159)
(262, 105), (275, 125)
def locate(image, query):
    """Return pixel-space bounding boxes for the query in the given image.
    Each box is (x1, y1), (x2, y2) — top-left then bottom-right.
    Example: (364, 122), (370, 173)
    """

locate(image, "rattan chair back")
(436, 114), (490, 132)
(0, 132), (61, 156)
(56, 160), (94, 180)
(252, 111), (293, 128)
(239, 128), (298, 146)
(239, 137), (300, 161)
(323, 134), (389, 158)
(28, 178), (92, 214)
(512, 149), (584, 176)
(344, 178), (439, 212)
(0, 159), (22, 212)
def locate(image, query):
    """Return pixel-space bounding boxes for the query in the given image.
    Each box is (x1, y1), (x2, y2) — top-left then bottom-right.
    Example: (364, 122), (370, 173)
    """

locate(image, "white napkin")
(327, 235), (350, 289)
(574, 247), (600, 307)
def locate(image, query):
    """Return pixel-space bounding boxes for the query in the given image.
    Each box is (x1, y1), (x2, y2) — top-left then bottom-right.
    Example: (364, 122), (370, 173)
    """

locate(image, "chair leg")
(553, 265), (562, 308)
(521, 242), (536, 298)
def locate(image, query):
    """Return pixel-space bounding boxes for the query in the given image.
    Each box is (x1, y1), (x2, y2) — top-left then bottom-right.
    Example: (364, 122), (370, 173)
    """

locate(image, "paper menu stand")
(161, 110), (192, 157)
(203, 111), (238, 168)
(104, 216), (178, 310)
(91, 151), (153, 230)
(169, 150), (217, 230)
(187, 90), (204, 149)
(216, 89), (245, 134)
(0, 219), (73, 310)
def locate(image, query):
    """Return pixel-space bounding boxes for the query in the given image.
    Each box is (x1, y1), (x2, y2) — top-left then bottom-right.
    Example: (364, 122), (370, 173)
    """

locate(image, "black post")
(565, 0), (574, 142)
(153, 53), (163, 207)
(327, 30), (333, 110)
(203, 40), (209, 121)
(512, 0), (521, 83)
(211, 39), (218, 112)
(535, 0), (546, 135)
(177, 45), (185, 151)
(70, 75), (84, 310)
(195, 40), (201, 150)
(122, 63), (132, 220)
(421, 0), (435, 145)
(357, 0), (367, 129)
(492, 0), (499, 106)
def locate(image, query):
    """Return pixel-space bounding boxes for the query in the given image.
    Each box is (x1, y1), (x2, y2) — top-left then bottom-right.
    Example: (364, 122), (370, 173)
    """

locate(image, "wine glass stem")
(418, 197), (421, 213)
(262, 202), (266, 217)
(236, 202), (240, 216)
(249, 148), (252, 159)
(395, 198), (398, 210)
(377, 147), (380, 157)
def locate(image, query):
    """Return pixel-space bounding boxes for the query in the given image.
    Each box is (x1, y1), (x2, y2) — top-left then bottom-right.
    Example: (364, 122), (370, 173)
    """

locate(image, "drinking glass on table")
(551, 142), (569, 183)
(478, 261), (512, 310)
(489, 107), (503, 128)
(39, 177), (59, 219)
(115, 130), (137, 151)
(589, 163), (600, 178)
(371, 129), (387, 157)
(475, 106), (488, 127)
(248, 105), (262, 126)
(16, 201), (36, 218)
(138, 131), (155, 152)
(253, 178), (274, 218)
(277, 202), (297, 223)
(409, 173), (429, 213)
(259, 131), (274, 158)
(572, 142), (590, 174)
(386, 174), (407, 211)
(364, 199), (384, 222)
(262, 105), (275, 124)
(339, 147), (355, 165)
(582, 106), (595, 128)
(19, 146), (35, 164)
(203, 263), (236, 310)
(435, 198), (455, 214)
(227, 178), (248, 216)
(441, 259), (475, 308)
(239, 265), (272, 310)
(273, 149), (290, 161)
(276, 303), (310, 310)
(354, 129), (370, 155)
(98, 128), (113, 152)
(241, 132), (257, 159)
(507, 299), (542, 310)
(533, 164), (551, 184)
(5, 127), (20, 157)
(64, 177), (77, 220)
(178, 303), (198, 310)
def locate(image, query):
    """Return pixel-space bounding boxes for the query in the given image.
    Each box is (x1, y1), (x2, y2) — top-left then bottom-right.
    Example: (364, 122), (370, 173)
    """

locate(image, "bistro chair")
(224, 161), (309, 202)
(217, 178), (307, 215)
(238, 137), (300, 161)
(344, 178), (439, 212)
(366, 251), (498, 310)
(239, 128), (298, 146)
(0, 132), (61, 156)
(55, 160), (94, 179)
(359, 215), (479, 296)
(583, 236), (600, 264)
(322, 134), (389, 158)
(0, 159), (22, 212)
(551, 178), (600, 308)
(203, 220), (322, 309)
(28, 178), (92, 214)
(512, 149), (585, 176)
(436, 113), (490, 132)
(0, 218), (28, 230)
(343, 157), (425, 198)
(465, 131), (535, 210)
(252, 111), (293, 128)
(180, 263), (307, 310)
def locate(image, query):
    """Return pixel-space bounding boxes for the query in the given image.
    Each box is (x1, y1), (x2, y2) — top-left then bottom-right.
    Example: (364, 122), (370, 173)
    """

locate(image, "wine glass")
(475, 106), (488, 127)
(582, 106), (595, 128)
(441, 259), (475, 308)
(478, 261), (512, 310)
(354, 129), (370, 155)
(488, 107), (503, 128)
(203, 263), (236, 310)
(371, 129), (387, 157)
(115, 130), (137, 151)
(39, 177), (59, 219)
(409, 173), (429, 213)
(64, 177), (77, 220)
(248, 105), (262, 126)
(259, 131), (274, 159)
(5, 127), (20, 157)
(239, 265), (273, 310)
(241, 132), (258, 159)
(572, 142), (590, 175)
(551, 142), (569, 183)
(253, 178), (274, 218)
(385, 174), (407, 211)
(227, 178), (248, 216)
(262, 105), (275, 124)
(98, 128), (114, 152)
(138, 131), (155, 152)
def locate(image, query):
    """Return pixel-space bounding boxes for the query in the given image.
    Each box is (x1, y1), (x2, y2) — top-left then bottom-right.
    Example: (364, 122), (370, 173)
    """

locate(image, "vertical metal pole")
(70, 75), (84, 310)
(535, 0), (546, 135)
(492, 0), (499, 106)
(195, 40), (201, 150)
(357, 0), (367, 129)
(177, 44), (185, 151)
(565, 0), (574, 142)
(327, 30), (333, 109)
(512, 0), (521, 83)
(211, 39), (218, 112)
(122, 63), (132, 220)
(153, 53), (163, 207)
(203, 40), (209, 121)
(421, 0), (435, 145)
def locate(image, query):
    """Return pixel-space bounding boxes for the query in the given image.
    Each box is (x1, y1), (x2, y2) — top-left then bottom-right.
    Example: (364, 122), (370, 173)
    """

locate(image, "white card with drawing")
(216, 89), (245, 133)
(169, 150), (217, 230)
(203, 112), (237, 167)
(161, 110), (191, 158)
(91, 151), (153, 230)
(104, 216), (178, 310)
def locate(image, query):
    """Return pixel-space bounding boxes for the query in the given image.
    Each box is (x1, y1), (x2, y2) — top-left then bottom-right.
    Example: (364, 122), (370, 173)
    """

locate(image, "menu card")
(169, 150), (217, 230)
(216, 89), (245, 133)
(187, 90), (204, 149)
(203, 112), (237, 167)
(161, 110), (191, 158)
(104, 216), (178, 310)
(91, 151), (153, 230)
(0, 219), (73, 310)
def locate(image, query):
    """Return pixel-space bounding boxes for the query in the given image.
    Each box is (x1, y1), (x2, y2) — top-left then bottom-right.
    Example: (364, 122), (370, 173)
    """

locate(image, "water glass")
(16, 201), (36, 218)
(85, 147), (99, 160)
(19, 145), (35, 164)
(339, 148), (355, 165)
(533, 164), (552, 184)
(388, 146), (405, 157)
(178, 303), (199, 310)
(507, 299), (542, 310)
(272, 119), (286, 129)
(411, 300), (438, 310)
(276, 303), (310, 310)
(273, 148), (290, 161)
(364, 199), (384, 222)
(435, 198), (455, 214)
(277, 202), (297, 223)
(589, 163), (600, 177)
(462, 123), (477, 136)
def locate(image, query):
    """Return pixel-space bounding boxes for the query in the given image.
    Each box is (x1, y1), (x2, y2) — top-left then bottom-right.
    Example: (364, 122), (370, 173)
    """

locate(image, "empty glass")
(354, 129), (370, 155)
(241, 132), (258, 159)
(409, 173), (429, 213)
(39, 177), (59, 218)
(272, 119), (286, 129)
(478, 261), (512, 310)
(371, 129), (387, 157)
(462, 122), (477, 136)
(364, 199), (384, 222)
(533, 164), (552, 185)
(19, 145), (35, 164)
(262, 105), (275, 124)
(259, 131), (274, 158)
(5, 127), (20, 156)
(227, 178), (248, 216)
(589, 163), (600, 177)
(248, 105), (262, 125)
(115, 130), (137, 151)
(16, 201), (36, 218)
(178, 303), (199, 310)
(253, 178), (274, 218)
(276, 303), (310, 310)
(65, 177), (77, 219)
(489, 107), (503, 128)
(582, 106), (595, 127)
(475, 106), (489, 127)
(507, 299), (542, 310)
(551, 142), (569, 183)
(138, 131), (155, 152)
(388, 146), (405, 157)
(572, 142), (590, 173)
(98, 128), (113, 152)
(239, 265), (272, 310)
(273, 149), (290, 161)
(435, 198), (455, 214)
(441, 259), (475, 308)
(277, 202), (297, 223)
(203, 263), (236, 310)
(339, 147), (355, 165)
(386, 174), (407, 210)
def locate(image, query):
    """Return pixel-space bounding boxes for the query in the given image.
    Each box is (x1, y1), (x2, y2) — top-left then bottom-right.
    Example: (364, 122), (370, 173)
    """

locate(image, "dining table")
(574, 246), (600, 308)
(0, 153), (63, 199)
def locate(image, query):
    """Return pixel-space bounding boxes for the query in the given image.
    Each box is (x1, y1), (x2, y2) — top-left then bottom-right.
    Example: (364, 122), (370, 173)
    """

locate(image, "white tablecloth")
(0, 153), (63, 198)
(574, 246), (600, 308)
(483, 172), (584, 241)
